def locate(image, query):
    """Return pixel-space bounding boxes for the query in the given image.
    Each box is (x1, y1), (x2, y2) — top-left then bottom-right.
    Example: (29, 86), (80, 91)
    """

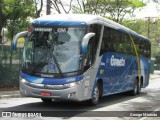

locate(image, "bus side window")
(100, 27), (109, 55)
(117, 43), (123, 53)
(148, 42), (151, 58)
(139, 40), (144, 56)
(144, 41), (151, 58)
(110, 43), (116, 52)
(133, 37), (139, 55)
(90, 24), (102, 61)
(100, 42), (106, 55)
(110, 29), (116, 52)
(124, 43), (130, 54)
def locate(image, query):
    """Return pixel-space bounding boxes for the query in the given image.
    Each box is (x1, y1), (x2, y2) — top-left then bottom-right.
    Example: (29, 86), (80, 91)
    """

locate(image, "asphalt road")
(0, 78), (160, 120)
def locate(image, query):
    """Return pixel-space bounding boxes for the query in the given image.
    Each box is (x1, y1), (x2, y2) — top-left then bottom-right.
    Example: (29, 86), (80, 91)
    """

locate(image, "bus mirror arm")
(12, 31), (28, 50)
(81, 33), (95, 54)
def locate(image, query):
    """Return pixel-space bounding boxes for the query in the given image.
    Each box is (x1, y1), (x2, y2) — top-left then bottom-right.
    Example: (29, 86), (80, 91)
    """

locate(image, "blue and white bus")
(13, 14), (151, 105)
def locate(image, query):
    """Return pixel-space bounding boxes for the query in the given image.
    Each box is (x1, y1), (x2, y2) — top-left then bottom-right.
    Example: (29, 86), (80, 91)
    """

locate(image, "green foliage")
(106, 0), (146, 23)
(122, 18), (160, 57)
(73, 0), (146, 23)
(0, 0), (35, 40)
(122, 19), (148, 36)
(152, 0), (159, 2)
(155, 55), (160, 64)
(0, 0), (35, 76)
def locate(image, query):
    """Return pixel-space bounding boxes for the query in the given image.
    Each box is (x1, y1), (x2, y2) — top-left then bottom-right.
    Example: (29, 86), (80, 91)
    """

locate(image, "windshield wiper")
(49, 50), (64, 78)
(49, 43), (64, 77)
(32, 31), (64, 77)
(31, 47), (48, 75)
(49, 31), (64, 77)
(30, 47), (64, 78)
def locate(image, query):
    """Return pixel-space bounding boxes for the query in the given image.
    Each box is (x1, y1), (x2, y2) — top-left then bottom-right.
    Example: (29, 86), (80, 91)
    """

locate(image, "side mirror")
(81, 33), (95, 54)
(12, 31), (28, 50)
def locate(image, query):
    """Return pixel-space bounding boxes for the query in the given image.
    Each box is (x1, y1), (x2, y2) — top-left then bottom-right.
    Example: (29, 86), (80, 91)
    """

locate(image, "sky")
(136, 0), (160, 18)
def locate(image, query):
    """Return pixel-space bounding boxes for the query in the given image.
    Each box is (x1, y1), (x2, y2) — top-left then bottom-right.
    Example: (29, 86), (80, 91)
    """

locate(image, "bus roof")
(32, 14), (150, 42)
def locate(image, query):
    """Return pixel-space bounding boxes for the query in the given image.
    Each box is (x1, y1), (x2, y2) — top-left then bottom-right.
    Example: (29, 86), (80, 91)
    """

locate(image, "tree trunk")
(0, 24), (4, 44)
(0, 24), (3, 34)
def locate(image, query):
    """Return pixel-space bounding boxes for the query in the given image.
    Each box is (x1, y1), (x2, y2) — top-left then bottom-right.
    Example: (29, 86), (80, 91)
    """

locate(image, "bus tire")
(130, 79), (141, 96)
(41, 98), (52, 103)
(137, 82), (141, 94)
(88, 83), (100, 105)
(130, 80), (138, 96)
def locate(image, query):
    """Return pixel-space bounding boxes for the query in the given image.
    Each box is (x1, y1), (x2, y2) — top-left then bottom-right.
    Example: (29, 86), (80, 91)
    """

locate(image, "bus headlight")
(68, 82), (76, 87)
(19, 77), (29, 84)
(64, 81), (81, 88)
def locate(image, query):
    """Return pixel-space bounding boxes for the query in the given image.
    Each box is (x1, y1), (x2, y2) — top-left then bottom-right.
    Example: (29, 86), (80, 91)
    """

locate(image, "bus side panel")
(140, 57), (150, 88)
(96, 52), (138, 95)
(82, 67), (100, 100)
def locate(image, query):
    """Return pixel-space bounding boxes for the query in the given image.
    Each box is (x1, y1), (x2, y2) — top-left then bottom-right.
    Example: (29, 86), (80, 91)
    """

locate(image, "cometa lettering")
(41, 74), (54, 78)
(110, 55), (125, 67)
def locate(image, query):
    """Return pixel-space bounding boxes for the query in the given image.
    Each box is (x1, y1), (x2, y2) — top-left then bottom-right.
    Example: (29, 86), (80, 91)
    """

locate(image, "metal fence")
(0, 44), (22, 88)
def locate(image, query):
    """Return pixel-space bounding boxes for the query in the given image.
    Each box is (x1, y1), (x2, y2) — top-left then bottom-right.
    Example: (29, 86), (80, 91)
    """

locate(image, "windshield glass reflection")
(22, 27), (86, 75)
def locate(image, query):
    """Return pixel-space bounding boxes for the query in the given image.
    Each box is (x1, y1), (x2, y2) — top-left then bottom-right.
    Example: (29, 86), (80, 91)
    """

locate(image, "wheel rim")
(134, 81), (138, 94)
(130, 80), (140, 96)
(137, 84), (141, 94)
(93, 85), (99, 103)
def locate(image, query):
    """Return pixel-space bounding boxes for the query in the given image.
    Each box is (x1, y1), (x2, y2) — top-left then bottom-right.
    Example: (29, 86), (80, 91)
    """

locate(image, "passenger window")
(100, 27), (111, 55)
(139, 40), (144, 56)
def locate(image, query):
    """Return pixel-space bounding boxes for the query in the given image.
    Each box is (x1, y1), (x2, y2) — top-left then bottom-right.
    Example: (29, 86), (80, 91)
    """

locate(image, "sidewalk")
(150, 70), (160, 79)
(0, 90), (20, 99)
(0, 71), (160, 99)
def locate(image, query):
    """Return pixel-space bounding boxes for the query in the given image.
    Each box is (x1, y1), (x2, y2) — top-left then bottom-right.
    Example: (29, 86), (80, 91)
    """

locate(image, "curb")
(150, 77), (160, 80)
(0, 94), (21, 99)
(0, 91), (21, 99)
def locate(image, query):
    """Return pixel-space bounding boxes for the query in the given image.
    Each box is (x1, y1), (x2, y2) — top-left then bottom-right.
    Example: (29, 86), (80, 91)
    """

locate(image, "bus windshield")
(22, 27), (86, 76)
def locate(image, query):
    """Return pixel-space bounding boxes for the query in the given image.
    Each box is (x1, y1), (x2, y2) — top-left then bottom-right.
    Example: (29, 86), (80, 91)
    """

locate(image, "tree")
(0, 0), (35, 77)
(122, 19), (148, 36)
(50, 0), (73, 14)
(0, 0), (8, 39)
(73, 0), (146, 23)
(105, 0), (146, 23)
(122, 18), (160, 57)
(152, 0), (160, 3)
(34, 0), (43, 18)
(0, 0), (35, 40)
(72, 0), (86, 13)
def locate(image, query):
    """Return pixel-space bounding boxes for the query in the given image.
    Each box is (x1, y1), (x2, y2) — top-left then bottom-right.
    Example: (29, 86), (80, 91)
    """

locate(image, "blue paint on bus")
(20, 72), (83, 85)
(32, 20), (87, 27)
(93, 52), (149, 96)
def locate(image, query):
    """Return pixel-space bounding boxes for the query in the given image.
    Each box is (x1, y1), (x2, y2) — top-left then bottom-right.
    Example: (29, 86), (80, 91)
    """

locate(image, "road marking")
(139, 107), (160, 120)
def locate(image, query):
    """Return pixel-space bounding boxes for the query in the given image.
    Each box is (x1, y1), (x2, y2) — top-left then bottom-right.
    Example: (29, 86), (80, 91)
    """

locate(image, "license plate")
(40, 91), (51, 96)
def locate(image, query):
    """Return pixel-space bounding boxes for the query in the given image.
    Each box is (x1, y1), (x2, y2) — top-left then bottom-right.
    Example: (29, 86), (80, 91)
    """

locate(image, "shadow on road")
(0, 91), (148, 117)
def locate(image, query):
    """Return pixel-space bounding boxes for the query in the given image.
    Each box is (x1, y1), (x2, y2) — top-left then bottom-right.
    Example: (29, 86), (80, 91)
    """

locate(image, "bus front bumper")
(20, 80), (89, 102)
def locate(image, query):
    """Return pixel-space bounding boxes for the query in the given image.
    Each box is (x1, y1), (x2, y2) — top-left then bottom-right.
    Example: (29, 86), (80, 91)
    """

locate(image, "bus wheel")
(130, 80), (138, 96)
(41, 98), (52, 103)
(88, 84), (100, 105)
(131, 79), (141, 96)
(137, 82), (141, 94)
